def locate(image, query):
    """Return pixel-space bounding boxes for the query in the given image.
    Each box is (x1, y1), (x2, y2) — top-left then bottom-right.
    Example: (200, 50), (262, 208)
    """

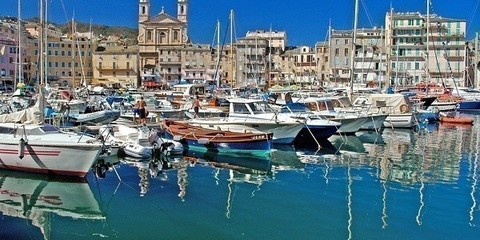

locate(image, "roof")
(95, 45), (139, 54)
(141, 12), (183, 25)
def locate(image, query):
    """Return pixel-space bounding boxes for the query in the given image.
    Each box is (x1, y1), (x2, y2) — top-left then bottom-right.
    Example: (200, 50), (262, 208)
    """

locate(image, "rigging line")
(59, 0), (70, 24)
(360, 0), (374, 28)
(467, 0), (480, 34)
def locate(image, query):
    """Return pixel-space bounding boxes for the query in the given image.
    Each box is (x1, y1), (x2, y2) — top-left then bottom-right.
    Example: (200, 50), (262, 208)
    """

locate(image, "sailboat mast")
(39, 0), (44, 85)
(216, 20), (220, 88)
(328, 19), (333, 87)
(385, 6), (393, 89)
(349, 0), (359, 99)
(17, 0), (22, 85)
(475, 32), (478, 88)
(72, 15), (75, 88)
(44, 0), (48, 85)
(426, 0), (430, 81)
(229, 10), (234, 88)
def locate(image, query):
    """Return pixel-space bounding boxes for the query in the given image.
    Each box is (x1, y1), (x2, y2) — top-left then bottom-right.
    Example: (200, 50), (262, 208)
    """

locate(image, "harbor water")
(1, 115), (480, 239)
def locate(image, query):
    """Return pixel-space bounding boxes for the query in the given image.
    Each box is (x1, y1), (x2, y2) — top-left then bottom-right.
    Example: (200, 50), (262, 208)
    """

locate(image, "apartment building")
(315, 41), (329, 86)
(329, 27), (387, 87)
(235, 37), (268, 87)
(385, 12), (466, 86)
(282, 46), (317, 86)
(0, 20), (30, 85)
(28, 35), (94, 87)
(92, 45), (138, 88)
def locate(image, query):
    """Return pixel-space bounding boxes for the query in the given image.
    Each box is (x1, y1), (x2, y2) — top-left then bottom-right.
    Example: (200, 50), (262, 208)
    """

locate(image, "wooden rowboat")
(439, 116), (474, 125)
(161, 120), (273, 157)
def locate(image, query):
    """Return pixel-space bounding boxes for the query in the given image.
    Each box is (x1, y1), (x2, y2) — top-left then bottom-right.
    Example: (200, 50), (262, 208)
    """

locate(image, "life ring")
(400, 104), (410, 113)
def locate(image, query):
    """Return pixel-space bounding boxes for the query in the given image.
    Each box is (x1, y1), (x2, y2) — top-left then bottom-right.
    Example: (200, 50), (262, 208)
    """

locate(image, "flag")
(0, 46), (5, 55)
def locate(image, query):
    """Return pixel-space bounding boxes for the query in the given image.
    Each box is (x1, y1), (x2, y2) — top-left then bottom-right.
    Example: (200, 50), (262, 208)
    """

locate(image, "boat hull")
(383, 114), (415, 128)
(458, 100), (480, 111)
(188, 118), (303, 144)
(296, 125), (339, 142)
(0, 142), (101, 177)
(164, 131), (272, 157)
(360, 114), (388, 130)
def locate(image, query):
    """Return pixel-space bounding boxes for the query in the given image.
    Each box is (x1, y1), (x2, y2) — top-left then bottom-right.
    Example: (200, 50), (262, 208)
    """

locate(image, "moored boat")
(161, 119), (272, 157)
(439, 116), (474, 124)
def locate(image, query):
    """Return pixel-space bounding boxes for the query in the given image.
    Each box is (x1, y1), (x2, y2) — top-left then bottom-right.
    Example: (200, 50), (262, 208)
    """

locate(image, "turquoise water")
(1, 117), (480, 239)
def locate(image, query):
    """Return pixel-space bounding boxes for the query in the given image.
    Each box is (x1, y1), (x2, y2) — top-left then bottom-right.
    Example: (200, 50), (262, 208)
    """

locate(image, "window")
(173, 31), (179, 42)
(335, 48), (339, 56)
(344, 48), (349, 56)
(147, 30), (153, 42)
(233, 103), (249, 114)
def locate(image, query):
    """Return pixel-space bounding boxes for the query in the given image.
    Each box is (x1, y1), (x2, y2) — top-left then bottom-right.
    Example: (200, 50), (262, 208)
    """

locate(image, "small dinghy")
(439, 112), (474, 125)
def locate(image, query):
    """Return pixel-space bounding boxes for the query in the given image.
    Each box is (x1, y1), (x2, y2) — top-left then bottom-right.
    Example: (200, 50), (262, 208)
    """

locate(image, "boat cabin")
(228, 98), (275, 115)
(0, 123), (60, 136)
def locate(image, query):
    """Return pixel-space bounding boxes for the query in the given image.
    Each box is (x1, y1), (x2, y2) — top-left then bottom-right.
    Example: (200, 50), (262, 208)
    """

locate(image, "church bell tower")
(139, 0), (150, 23)
(177, 0), (188, 24)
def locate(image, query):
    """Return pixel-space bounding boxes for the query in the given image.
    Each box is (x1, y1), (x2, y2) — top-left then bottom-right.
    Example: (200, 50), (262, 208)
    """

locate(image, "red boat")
(161, 120), (273, 157)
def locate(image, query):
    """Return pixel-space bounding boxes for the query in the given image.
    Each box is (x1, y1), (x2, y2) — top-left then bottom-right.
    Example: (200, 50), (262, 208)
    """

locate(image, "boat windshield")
(248, 102), (275, 114)
(334, 97), (353, 108)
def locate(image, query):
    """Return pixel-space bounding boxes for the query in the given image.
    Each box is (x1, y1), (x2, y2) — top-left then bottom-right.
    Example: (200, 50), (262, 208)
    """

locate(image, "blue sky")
(2, 0), (480, 46)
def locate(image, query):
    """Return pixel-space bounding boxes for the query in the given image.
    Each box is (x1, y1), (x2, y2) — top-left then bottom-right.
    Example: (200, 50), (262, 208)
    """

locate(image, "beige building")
(137, 0), (189, 86)
(282, 46), (317, 86)
(27, 34), (94, 87)
(92, 45), (139, 88)
(315, 41), (330, 86)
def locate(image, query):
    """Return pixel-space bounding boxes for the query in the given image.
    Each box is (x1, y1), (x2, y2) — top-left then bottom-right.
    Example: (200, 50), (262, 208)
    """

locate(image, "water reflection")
(74, 115), (480, 239)
(0, 170), (105, 239)
(185, 149), (272, 173)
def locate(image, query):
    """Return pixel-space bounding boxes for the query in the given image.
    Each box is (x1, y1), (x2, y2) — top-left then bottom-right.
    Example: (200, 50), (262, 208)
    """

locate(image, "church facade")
(137, 0), (189, 86)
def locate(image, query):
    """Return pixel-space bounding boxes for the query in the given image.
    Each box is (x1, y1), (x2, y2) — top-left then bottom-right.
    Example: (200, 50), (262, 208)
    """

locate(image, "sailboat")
(0, 1), (104, 177)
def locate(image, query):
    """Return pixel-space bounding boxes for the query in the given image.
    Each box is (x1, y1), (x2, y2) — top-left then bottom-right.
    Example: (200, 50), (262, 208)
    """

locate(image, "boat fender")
(197, 138), (210, 145)
(399, 104), (409, 113)
(148, 130), (158, 144)
(19, 138), (26, 159)
(173, 135), (183, 141)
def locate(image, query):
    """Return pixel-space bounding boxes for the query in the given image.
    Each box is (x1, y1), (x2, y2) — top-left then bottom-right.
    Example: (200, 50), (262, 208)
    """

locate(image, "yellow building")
(92, 45), (139, 88)
(28, 35), (94, 87)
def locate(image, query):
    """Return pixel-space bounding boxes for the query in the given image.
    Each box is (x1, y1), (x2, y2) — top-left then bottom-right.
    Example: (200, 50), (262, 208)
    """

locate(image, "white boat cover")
(0, 87), (47, 124)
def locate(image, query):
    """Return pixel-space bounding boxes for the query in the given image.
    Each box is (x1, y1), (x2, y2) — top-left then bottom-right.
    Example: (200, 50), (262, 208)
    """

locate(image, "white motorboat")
(70, 109), (121, 125)
(46, 89), (88, 114)
(100, 124), (155, 158)
(291, 97), (370, 134)
(187, 98), (305, 144)
(353, 94), (416, 129)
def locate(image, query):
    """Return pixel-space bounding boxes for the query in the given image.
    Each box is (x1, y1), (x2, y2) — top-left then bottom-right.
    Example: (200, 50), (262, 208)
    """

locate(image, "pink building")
(0, 37), (17, 82)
